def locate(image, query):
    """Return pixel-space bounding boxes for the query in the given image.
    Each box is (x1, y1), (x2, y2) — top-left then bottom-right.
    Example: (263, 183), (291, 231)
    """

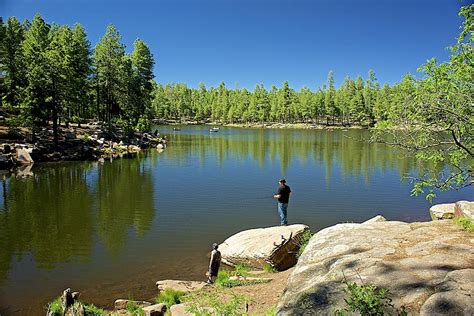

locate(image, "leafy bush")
(454, 216), (474, 232)
(156, 288), (186, 308)
(46, 298), (62, 315)
(335, 280), (407, 316)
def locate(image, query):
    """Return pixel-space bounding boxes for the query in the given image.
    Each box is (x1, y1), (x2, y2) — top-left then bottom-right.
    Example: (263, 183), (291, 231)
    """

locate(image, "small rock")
(430, 203), (455, 220)
(142, 303), (167, 316)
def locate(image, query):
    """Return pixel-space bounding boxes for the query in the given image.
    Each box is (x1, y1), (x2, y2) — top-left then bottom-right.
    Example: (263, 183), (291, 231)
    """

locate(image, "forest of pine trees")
(0, 6), (471, 140)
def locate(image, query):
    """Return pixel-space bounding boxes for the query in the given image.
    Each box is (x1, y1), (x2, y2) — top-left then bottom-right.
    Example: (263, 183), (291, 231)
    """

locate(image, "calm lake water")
(0, 126), (472, 315)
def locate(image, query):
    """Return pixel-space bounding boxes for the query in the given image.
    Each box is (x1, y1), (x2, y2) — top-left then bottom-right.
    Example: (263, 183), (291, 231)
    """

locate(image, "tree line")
(152, 70), (406, 126)
(0, 14), (154, 145)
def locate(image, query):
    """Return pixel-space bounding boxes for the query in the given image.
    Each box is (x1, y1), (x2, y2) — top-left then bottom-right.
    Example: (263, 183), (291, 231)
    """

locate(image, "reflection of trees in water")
(0, 158), (155, 283)
(0, 163), (95, 283)
(95, 157), (155, 256)
(166, 130), (423, 180)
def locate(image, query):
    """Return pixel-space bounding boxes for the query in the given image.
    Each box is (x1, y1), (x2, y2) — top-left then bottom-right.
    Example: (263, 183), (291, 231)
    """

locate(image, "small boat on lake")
(173, 127), (181, 131)
(209, 127), (219, 132)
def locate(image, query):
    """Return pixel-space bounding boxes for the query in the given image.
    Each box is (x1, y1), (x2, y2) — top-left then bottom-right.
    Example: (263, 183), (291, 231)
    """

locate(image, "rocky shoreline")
(45, 200), (474, 316)
(0, 124), (167, 172)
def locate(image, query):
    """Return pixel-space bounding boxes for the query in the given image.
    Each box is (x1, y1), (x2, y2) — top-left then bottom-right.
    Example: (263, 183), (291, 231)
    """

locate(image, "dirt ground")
(185, 268), (294, 315)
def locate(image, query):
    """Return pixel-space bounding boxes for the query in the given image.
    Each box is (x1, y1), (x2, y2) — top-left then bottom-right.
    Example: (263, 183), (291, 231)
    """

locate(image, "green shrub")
(297, 230), (313, 259)
(156, 288), (186, 308)
(46, 298), (106, 316)
(335, 280), (407, 316)
(454, 216), (474, 232)
(46, 298), (62, 315)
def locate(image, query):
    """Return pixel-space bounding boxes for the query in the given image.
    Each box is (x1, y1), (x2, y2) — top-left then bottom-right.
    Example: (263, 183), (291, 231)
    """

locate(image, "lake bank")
(45, 202), (474, 315)
(0, 124), (167, 171)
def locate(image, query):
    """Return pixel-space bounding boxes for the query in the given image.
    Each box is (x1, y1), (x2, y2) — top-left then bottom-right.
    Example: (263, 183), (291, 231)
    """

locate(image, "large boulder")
(454, 200), (474, 220)
(219, 224), (309, 271)
(277, 220), (474, 315)
(15, 147), (34, 165)
(430, 203), (455, 220)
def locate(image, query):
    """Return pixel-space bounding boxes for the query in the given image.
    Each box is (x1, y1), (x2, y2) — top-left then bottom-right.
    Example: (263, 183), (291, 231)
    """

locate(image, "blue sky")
(3, 0), (469, 89)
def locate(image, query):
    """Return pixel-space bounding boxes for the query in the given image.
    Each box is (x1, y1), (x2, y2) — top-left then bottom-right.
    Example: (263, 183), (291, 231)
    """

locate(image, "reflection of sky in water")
(0, 127), (472, 315)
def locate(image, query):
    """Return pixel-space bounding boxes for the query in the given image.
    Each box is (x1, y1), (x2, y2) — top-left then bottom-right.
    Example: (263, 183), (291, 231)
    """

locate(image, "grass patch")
(83, 303), (107, 315)
(185, 290), (248, 315)
(126, 300), (145, 316)
(454, 216), (474, 232)
(156, 288), (186, 309)
(263, 263), (277, 273)
(297, 230), (313, 259)
(215, 270), (270, 288)
(232, 264), (251, 277)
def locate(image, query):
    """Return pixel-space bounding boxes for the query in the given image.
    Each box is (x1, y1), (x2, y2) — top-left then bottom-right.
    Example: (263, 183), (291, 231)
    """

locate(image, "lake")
(0, 126), (472, 315)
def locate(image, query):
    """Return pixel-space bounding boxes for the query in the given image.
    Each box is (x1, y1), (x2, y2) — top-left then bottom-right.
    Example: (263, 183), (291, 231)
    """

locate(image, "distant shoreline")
(153, 119), (370, 130)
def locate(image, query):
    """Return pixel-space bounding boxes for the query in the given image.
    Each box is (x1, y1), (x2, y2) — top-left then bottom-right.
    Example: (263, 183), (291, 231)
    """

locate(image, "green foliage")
(215, 269), (270, 288)
(156, 288), (186, 309)
(126, 300), (145, 316)
(185, 290), (248, 316)
(454, 216), (474, 232)
(297, 230), (313, 259)
(46, 297), (106, 316)
(263, 263), (277, 273)
(83, 303), (107, 316)
(46, 298), (63, 315)
(232, 264), (251, 277)
(335, 280), (407, 316)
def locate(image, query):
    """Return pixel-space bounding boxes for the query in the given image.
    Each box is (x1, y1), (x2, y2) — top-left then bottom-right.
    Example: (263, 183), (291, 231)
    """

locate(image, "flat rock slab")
(219, 224), (309, 271)
(277, 220), (474, 315)
(114, 299), (152, 310)
(156, 280), (208, 294)
(430, 203), (455, 220)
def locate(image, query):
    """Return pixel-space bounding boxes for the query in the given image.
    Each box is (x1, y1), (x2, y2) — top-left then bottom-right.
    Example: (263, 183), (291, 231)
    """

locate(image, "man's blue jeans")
(278, 202), (288, 225)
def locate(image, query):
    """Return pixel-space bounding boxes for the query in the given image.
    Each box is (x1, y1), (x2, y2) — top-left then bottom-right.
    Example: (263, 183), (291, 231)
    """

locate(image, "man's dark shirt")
(277, 185), (291, 203)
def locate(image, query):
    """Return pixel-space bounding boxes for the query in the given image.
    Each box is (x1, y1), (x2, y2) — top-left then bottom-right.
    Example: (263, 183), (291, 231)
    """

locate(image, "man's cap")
(212, 243), (219, 249)
(279, 178), (286, 183)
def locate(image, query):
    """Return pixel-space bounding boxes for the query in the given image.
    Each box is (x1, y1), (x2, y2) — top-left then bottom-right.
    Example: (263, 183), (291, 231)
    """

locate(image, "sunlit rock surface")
(277, 220), (474, 315)
(219, 224), (309, 271)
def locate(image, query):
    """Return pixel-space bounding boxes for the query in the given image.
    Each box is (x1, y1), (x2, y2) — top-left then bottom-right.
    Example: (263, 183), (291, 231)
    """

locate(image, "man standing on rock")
(274, 179), (291, 225)
(207, 243), (221, 284)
